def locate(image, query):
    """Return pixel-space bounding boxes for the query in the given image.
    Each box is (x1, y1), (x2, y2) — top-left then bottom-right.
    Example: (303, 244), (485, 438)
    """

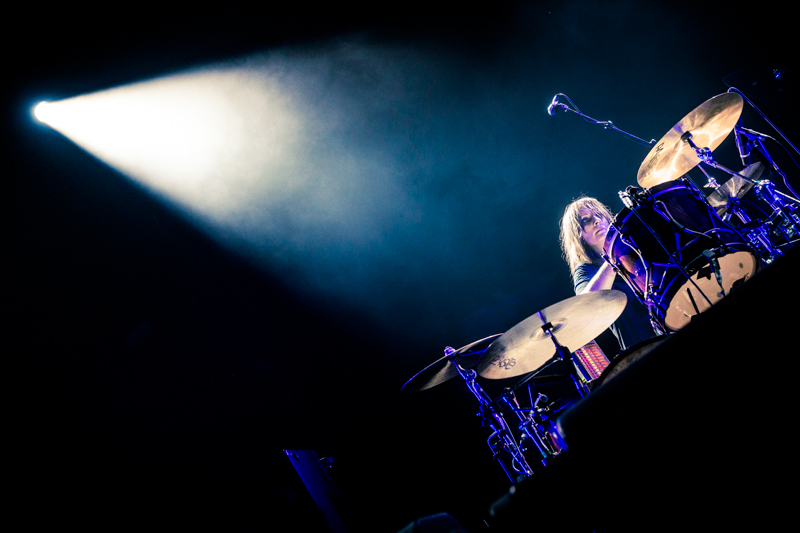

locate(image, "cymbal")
(707, 162), (765, 216)
(401, 334), (502, 393)
(477, 290), (627, 380)
(638, 93), (744, 189)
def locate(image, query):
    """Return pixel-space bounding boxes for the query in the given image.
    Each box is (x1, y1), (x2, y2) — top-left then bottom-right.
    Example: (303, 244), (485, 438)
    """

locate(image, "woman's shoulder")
(571, 262), (600, 288)
(572, 262), (599, 276)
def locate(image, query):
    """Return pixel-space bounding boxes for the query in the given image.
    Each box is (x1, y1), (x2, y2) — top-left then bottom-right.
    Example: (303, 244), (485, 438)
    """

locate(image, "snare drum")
(604, 179), (758, 332)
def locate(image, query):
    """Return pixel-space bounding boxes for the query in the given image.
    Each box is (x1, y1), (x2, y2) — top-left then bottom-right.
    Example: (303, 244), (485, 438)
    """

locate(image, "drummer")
(559, 196), (657, 352)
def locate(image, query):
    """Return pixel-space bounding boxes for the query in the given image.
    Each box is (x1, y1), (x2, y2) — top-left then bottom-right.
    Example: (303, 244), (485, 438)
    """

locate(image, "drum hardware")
(498, 387), (566, 466)
(610, 92), (783, 331)
(708, 163), (785, 263)
(400, 296), (629, 480)
(401, 335), (534, 483)
(459, 363), (534, 483)
(665, 91), (800, 255)
(491, 338), (610, 465)
(546, 93), (656, 147)
(704, 154), (800, 263)
(754, 179), (800, 238)
(442, 291), (624, 476)
(728, 86), (800, 190)
(400, 334), (502, 394)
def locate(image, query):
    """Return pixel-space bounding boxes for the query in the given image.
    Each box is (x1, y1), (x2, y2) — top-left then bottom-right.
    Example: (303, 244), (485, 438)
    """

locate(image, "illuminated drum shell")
(604, 180), (758, 331)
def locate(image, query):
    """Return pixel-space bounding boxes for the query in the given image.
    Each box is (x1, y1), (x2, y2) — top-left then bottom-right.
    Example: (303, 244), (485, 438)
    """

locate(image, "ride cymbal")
(477, 290), (627, 380)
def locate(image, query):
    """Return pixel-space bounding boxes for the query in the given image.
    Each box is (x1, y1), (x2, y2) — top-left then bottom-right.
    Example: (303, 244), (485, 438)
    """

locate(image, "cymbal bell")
(476, 290), (627, 380)
(401, 334), (502, 393)
(638, 93), (743, 189)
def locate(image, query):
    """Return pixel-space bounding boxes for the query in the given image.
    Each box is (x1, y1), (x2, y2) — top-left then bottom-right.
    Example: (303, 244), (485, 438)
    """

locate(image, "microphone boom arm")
(550, 99), (656, 147)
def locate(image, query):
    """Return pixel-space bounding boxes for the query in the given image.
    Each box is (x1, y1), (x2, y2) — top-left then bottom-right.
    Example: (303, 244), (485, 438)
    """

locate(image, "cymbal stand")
(447, 347), (534, 482)
(537, 310), (591, 399)
(755, 180), (800, 244)
(722, 194), (783, 262)
(683, 130), (800, 247)
(498, 387), (567, 468)
(492, 316), (589, 467)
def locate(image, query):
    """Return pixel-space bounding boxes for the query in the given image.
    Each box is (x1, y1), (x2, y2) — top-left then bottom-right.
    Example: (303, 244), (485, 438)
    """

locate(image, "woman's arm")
(577, 261), (616, 295)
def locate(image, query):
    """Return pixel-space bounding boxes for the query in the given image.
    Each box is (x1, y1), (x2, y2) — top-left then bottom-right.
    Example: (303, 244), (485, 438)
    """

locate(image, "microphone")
(619, 189), (635, 209)
(734, 121), (749, 166)
(702, 249), (726, 296)
(547, 94), (560, 116)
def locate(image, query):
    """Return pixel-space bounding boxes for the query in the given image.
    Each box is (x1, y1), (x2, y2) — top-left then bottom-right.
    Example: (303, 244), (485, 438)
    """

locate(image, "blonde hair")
(559, 196), (615, 272)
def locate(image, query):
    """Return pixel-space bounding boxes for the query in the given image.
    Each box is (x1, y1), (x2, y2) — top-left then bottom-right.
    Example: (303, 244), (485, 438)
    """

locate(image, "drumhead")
(663, 250), (758, 331)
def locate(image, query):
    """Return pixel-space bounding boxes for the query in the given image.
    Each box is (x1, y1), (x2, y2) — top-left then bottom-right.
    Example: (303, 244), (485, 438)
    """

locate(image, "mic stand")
(727, 87), (800, 157)
(550, 100), (656, 147)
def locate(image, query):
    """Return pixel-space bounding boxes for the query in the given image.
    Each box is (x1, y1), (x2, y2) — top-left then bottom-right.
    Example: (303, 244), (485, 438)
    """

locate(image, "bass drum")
(605, 179), (758, 332)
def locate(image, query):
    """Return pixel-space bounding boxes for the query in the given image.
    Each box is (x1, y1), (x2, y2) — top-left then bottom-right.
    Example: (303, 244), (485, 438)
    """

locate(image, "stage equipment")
(705, 162), (787, 261)
(400, 290), (622, 483)
(639, 91), (800, 262)
(472, 291), (626, 471)
(476, 290), (626, 381)
(545, 93), (656, 147)
(603, 92), (798, 331)
(636, 92), (744, 188)
(401, 335), (535, 482)
(608, 178), (758, 332)
(549, 89), (798, 268)
(267, 450), (354, 533)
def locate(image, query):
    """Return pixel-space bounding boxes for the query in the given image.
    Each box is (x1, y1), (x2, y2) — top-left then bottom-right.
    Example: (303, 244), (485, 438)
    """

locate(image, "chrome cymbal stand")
(445, 347), (534, 482)
(683, 130), (800, 249)
(723, 192), (783, 262)
(498, 386), (567, 469)
(492, 314), (587, 466)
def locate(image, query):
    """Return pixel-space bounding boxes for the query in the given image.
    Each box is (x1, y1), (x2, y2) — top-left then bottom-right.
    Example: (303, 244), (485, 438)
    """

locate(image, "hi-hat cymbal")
(477, 290), (627, 380)
(638, 93), (744, 189)
(401, 334), (502, 393)
(707, 162), (766, 216)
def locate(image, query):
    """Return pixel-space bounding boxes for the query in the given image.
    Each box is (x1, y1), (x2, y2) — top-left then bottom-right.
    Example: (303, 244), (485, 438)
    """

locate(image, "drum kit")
(402, 290), (627, 482)
(618, 91), (799, 333)
(402, 90), (799, 483)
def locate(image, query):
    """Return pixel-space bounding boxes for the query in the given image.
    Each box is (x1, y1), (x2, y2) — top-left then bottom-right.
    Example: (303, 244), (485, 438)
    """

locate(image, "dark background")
(5, 2), (795, 531)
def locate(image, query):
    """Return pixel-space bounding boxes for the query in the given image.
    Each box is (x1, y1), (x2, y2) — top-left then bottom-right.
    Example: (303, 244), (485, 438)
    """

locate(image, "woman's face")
(578, 206), (609, 253)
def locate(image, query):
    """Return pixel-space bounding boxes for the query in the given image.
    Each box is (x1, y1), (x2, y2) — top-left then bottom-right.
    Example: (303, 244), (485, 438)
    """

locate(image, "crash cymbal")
(638, 93), (744, 189)
(707, 162), (765, 216)
(477, 290), (627, 380)
(401, 334), (502, 393)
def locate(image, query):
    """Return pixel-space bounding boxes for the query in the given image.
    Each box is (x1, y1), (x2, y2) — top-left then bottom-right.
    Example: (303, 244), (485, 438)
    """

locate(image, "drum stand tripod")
(444, 346), (535, 482)
(495, 325), (582, 468)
